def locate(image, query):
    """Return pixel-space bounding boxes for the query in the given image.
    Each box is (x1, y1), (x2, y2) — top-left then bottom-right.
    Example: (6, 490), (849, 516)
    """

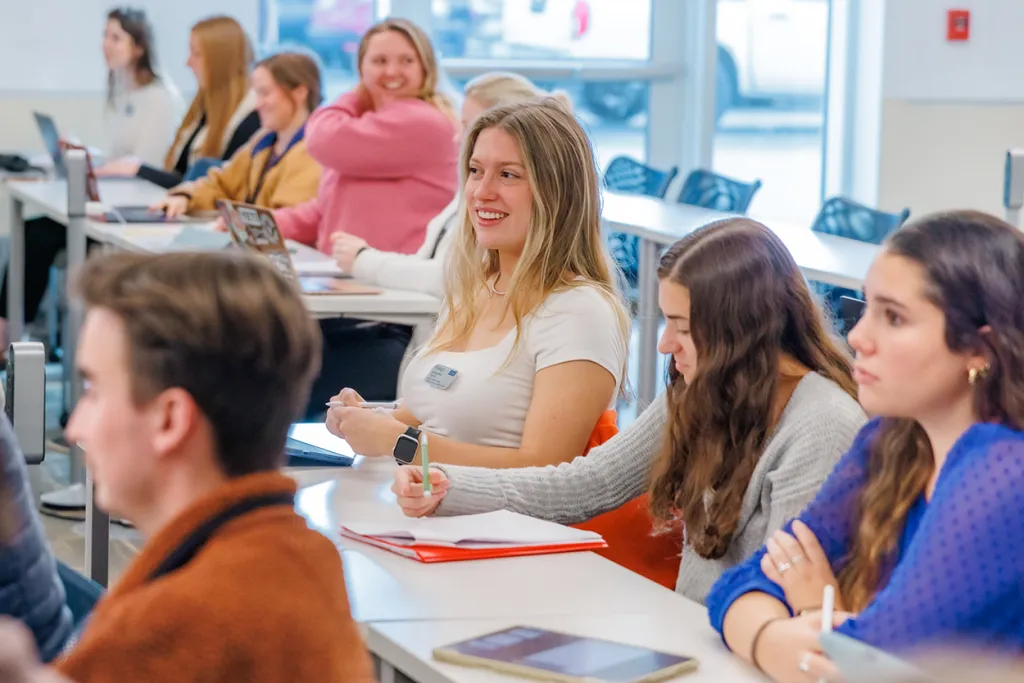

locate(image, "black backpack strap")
(147, 492), (295, 582)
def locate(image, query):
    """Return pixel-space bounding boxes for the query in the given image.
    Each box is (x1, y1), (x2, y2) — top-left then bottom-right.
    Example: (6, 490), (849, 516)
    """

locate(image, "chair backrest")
(677, 169), (762, 213)
(57, 560), (104, 629)
(811, 196), (911, 245)
(183, 157), (224, 182)
(602, 156), (678, 199)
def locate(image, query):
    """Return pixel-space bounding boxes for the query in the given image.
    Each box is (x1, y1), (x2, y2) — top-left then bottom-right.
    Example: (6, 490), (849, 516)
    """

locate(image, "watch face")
(394, 432), (419, 464)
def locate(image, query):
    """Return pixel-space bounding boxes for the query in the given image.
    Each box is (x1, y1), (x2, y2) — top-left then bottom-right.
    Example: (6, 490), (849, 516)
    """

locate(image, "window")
(263, 0), (658, 170)
(712, 0), (830, 226)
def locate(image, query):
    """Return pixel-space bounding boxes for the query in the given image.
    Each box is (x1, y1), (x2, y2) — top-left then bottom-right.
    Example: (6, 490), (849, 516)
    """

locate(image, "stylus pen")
(420, 432), (432, 496)
(324, 401), (400, 410)
(819, 585), (835, 683)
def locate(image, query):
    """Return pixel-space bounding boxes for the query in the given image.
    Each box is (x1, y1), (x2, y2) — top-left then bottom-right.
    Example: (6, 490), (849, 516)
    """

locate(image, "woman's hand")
(150, 195), (190, 218)
(754, 612), (847, 683)
(0, 617), (74, 683)
(213, 217), (228, 233)
(95, 156), (141, 177)
(393, 465), (448, 517)
(325, 388), (405, 456)
(761, 520), (844, 613)
(331, 233), (369, 273)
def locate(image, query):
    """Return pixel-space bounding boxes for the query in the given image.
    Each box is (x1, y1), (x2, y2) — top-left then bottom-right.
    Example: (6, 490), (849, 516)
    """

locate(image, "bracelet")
(355, 246), (369, 259)
(750, 617), (785, 673)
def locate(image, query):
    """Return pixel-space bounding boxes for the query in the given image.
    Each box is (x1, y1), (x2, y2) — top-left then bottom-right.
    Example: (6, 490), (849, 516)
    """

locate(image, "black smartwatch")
(393, 426), (421, 465)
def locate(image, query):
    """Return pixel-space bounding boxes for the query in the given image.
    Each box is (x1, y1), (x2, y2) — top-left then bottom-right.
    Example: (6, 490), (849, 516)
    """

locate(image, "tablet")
(285, 423), (356, 466)
(433, 626), (698, 683)
(820, 631), (931, 683)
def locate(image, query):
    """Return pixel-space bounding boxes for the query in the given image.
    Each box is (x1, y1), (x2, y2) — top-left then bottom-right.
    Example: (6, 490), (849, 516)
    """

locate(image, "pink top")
(274, 91), (459, 255)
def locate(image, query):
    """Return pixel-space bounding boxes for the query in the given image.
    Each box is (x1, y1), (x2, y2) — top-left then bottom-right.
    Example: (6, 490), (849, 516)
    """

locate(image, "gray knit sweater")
(436, 372), (867, 604)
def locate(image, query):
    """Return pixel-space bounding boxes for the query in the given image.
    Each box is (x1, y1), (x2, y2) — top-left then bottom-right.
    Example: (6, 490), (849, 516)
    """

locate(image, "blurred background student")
(150, 51), (323, 218)
(97, 14), (260, 189)
(0, 6), (183, 357)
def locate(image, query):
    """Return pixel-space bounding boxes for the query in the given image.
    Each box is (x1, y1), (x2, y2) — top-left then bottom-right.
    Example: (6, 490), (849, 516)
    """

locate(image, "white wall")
(0, 0), (259, 152)
(874, 0), (1024, 217)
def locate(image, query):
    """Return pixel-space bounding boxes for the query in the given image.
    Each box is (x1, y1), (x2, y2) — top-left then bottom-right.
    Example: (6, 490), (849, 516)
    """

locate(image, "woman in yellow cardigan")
(150, 51), (323, 217)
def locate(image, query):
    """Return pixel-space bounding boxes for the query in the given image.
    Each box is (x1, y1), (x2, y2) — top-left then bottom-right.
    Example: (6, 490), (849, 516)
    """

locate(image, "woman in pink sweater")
(275, 18), (459, 255)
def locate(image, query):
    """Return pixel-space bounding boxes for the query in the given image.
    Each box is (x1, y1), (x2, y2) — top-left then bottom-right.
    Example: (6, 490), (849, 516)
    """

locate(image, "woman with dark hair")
(390, 217), (867, 603)
(102, 7), (182, 167)
(710, 210), (1024, 681)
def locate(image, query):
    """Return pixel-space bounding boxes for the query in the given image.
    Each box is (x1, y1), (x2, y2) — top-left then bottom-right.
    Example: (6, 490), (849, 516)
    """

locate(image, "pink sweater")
(275, 92), (459, 255)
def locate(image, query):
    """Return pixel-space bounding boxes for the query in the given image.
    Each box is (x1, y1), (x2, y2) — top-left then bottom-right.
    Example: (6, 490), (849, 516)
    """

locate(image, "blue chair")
(676, 169), (762, 213)
(809, 196), (911, 324)
(602, 156), (679, 289)
(57, 560), (103, 630)
(183, 157), (224, 182)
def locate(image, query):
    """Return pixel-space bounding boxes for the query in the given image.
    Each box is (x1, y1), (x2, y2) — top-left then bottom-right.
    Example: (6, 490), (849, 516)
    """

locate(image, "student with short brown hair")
(21, 251), (373, 683)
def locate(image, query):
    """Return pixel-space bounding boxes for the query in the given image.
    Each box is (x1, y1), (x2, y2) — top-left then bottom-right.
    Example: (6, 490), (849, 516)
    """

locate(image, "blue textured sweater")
(708, 418), (1024, 652)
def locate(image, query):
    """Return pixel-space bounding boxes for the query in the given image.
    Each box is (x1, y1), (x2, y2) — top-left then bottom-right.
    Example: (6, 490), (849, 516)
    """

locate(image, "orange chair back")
(573, 410), (682, 590)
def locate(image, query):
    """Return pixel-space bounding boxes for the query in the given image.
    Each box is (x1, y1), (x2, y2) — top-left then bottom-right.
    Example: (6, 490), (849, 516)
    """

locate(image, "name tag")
(425, 364), (458, 390)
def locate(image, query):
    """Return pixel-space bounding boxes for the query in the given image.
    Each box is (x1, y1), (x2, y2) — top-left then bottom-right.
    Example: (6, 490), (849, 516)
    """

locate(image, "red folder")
(339, 528), (607, 563)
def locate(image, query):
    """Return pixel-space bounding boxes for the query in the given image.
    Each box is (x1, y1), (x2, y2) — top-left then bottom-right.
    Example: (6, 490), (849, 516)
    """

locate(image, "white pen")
(819, 584), (835, 683)
(325, 400), (399, 410)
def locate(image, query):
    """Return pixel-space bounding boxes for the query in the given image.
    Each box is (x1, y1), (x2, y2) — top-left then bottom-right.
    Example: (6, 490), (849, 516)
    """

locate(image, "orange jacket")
(56, 471), (375, 683)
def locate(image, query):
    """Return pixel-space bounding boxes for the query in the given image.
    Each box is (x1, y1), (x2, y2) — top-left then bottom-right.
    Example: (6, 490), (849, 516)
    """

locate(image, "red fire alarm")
(948, 9), (970, 41)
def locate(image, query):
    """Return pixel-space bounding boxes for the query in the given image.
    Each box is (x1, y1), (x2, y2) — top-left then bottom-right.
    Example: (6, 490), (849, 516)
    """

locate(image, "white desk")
(366, 614), (758, 683)
(288, 460), (762, 683)
(601, 191), (879, 409)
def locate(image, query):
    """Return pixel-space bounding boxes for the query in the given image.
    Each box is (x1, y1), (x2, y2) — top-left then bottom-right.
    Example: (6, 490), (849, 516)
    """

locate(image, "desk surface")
(287, 461), (761, 683)
(367, 614), (760, 683)
(602, 191), (879, 290)
(7, 177), (167, 223)
(292, 460), (687, 623)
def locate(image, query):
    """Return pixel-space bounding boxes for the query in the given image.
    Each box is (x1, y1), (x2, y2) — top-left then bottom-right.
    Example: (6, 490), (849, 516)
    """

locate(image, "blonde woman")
(326, 99), (631, 469)
(305, 74), (567, 416)
(274, 17), (459, 256)
(150, 51), (323, 218)
(331, 72), (571, 300)
(97, 15), (260, 189)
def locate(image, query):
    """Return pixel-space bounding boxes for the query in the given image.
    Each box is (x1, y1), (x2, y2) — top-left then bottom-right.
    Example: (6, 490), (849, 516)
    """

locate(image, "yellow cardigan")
(171, 127), (321, 212)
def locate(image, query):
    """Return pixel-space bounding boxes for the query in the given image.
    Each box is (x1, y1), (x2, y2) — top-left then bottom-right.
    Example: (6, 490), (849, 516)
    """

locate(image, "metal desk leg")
(8, 196), (25, 345)
(636, 238), (660, 411)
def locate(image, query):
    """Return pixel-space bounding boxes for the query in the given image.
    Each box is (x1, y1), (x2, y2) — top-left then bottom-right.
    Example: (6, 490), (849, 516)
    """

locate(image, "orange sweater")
(55, 472), (375, 682)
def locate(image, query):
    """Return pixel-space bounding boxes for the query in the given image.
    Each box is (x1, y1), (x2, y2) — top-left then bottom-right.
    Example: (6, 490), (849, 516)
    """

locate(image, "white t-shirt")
(401, 285), (627, 449)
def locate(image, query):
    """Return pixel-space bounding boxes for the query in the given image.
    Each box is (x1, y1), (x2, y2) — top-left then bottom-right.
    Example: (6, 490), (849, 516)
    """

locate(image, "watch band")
(393, 426), (421, 465)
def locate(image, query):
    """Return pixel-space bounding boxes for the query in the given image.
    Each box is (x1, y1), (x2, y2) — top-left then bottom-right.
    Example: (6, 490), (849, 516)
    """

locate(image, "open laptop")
(839, 295), (866, 334)
(217, 200), (380, 295)
(61, 142), (196, 224)
(32, 111), (66, 179)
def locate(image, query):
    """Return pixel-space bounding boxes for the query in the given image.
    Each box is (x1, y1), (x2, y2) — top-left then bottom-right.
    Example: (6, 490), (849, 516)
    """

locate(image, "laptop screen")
(32, 112), (66, 178)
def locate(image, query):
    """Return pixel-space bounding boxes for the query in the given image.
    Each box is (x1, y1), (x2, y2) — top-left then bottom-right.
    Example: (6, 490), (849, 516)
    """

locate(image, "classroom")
(0, 1), (1022, 682)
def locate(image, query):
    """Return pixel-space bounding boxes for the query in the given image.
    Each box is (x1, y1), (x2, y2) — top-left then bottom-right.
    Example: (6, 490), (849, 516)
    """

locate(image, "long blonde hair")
(429, 99), (630, 366)
(464, 72), (572, 111)
(356, 18), (457, 124)
(164, 16), (253, 169)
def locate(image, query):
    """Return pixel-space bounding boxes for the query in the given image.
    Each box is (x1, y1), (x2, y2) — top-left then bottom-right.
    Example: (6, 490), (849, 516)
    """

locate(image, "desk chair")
(676, 169), (762, 213)
(572, 412), (682, 590)
(602, 156), (679, 290)
(809, 197), (910, 322)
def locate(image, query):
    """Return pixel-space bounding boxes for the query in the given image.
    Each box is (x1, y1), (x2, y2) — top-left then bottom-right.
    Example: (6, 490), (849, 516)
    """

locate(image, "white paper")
(341, 510), (603, 547)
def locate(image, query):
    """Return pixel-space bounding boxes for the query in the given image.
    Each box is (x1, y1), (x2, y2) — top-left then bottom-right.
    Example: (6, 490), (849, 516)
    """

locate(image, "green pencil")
(420, 432), (432, 496)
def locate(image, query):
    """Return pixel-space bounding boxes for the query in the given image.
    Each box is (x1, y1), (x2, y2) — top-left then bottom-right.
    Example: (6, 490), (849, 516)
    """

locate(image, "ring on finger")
(777, 561), (792, 574)
(790, 554), (806, 565)
(798, 652), (812, 673)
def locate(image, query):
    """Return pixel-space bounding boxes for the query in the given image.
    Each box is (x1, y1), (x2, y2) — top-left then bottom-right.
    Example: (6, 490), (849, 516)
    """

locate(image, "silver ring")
(777, 561), (792, 574)
(799, 653), (812, 673)
(791, 554), (805, 564)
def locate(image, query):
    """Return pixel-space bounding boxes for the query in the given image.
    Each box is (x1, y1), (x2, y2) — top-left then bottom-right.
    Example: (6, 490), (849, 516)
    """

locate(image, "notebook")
(339, 510), (607, 563)
(217, 200), (380, 296)
(433, 626), (698, 683)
